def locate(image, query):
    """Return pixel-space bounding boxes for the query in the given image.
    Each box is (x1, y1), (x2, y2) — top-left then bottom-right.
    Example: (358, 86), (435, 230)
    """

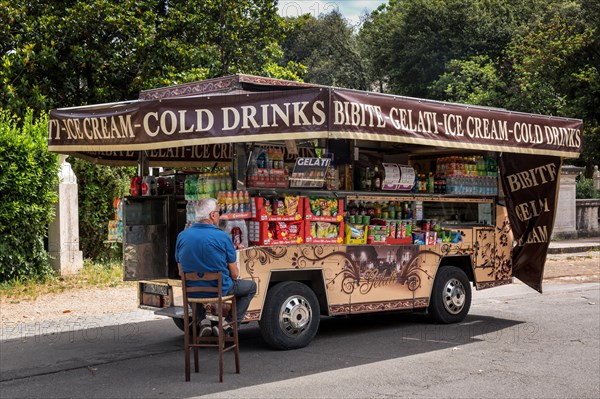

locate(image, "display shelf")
(247, 188), (495, 203)
(220, 212), (251, 220)
(344, 192), (495, 203)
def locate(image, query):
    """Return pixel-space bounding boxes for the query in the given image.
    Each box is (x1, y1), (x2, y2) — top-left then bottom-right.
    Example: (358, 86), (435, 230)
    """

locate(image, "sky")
(278, 0), (386, 28)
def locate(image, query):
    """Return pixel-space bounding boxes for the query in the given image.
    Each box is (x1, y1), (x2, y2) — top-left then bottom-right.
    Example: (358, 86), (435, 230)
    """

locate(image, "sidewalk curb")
(548, 245), (600, 255)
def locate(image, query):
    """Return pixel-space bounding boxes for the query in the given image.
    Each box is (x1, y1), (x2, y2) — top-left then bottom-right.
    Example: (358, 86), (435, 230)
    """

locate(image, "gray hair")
(195, 198), (218, 221)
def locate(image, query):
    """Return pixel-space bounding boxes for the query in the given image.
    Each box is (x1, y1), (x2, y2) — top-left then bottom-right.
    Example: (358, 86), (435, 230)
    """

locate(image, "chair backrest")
(178, 263), (224, 299)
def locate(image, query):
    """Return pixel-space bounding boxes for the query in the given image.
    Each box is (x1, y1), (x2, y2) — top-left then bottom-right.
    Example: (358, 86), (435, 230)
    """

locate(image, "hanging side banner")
(498, 153), (562, 293)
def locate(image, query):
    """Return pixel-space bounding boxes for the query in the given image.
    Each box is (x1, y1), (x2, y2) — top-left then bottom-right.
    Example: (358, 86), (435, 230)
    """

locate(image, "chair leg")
(232, 298), (240, 374)
(218, 307), (225, 383)
(192, 303), (199, 373)
(183, 308), (191, 382)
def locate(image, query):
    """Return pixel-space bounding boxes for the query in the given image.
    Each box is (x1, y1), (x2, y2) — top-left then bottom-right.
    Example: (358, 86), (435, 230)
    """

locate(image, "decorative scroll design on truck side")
(291, 246), (353, 270)
(329, 297), (430, 315)
(327, 248), (435, 295)
(329, 299), (413, 314)
(242, 245), (351, 276)
(243, 246), (289, 275)
(475, 279), (512, 290)
(473, 218), (513, 282)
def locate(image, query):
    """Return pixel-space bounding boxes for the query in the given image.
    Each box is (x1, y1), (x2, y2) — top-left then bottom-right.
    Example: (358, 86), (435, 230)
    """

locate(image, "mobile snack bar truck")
(48, 75), (582, 350)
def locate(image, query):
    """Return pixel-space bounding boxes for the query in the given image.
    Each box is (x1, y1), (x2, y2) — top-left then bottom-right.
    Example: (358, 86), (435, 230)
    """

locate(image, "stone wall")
(552, 165), (583, 239)
(576, 199), (600, 236)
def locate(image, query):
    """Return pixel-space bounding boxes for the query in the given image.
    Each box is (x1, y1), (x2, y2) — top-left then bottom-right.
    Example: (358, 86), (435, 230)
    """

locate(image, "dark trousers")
(227, 279), (257, 326)
(195, 279), (257, 326)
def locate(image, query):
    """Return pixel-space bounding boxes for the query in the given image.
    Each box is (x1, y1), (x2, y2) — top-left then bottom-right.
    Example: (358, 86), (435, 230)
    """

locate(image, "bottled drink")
(184, 176), (190, 200)
(196, 174), (205, 198)
(374, 202), (381, 218)
(372, 166), (381, 191)
(232, 191), (240, 213)
(225, 192), (234, 213)
(217, 192), (226, 214)
(257, 150), (267, 169)
(388, 202), (396, 219)
(366, 201), (375, 217)
(232, 227), (242, 247)
(427, 172), (434, 194)
(411, 173), (418, 193)
(225, 171), (233, 191)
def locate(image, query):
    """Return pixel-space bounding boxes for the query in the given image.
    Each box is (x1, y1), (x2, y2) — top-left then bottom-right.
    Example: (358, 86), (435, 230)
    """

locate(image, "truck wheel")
(428, 266), (471, 324)
(172, 317), (188, 332)
(259, 281), (320, 350)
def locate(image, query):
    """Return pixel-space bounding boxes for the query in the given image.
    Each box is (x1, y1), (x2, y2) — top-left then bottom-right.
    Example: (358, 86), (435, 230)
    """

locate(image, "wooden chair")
(178, 266), (240, 382)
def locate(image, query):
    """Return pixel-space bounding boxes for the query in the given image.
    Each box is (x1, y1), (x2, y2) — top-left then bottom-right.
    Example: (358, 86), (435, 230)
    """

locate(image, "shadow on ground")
(0, 311), (522, 398)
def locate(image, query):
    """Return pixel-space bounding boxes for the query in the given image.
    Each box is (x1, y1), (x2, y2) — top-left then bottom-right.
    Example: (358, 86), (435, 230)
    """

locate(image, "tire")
(428, 266), (471, 324)
(172, 317), (188, 332)
(259, 281), (320, 350)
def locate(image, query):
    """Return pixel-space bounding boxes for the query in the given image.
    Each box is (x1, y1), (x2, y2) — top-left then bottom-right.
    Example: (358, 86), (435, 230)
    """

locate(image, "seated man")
(175, 197), (256, 336)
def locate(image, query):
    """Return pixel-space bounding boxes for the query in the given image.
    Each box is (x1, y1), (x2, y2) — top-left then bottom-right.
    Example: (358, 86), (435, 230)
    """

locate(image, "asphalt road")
(1, 282), (599, 399)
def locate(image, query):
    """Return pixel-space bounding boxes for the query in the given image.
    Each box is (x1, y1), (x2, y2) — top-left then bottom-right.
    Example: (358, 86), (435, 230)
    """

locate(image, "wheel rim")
(442, 278), (466, 315)
(279, 295), (312, 337)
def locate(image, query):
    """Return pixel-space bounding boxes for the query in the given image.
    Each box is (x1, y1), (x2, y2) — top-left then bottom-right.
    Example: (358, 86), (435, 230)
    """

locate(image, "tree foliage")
(282, 11), (367, 89)
(0, 111), (59, 282)
(0, 0), (304, 118)
(359, 0), (544, 98)
(1, 0), (304, 265)
(359, 0), (598, 174)
(427, 0), (599, 173)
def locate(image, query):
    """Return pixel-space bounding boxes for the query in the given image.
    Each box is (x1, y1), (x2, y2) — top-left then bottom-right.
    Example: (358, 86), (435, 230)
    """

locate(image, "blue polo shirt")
(175, 223), (236, 297)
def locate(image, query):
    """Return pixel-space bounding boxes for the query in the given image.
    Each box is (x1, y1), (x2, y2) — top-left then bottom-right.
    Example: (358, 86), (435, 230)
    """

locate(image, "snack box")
(304, 197), (344, 222)
(366, 225), (389, 244)
(248, 220), (305, 246)
(344, 223), (367, 245)
(412, 231), (437, 245)
(305, 221), (344, 244)
(251, 196), (303, 222)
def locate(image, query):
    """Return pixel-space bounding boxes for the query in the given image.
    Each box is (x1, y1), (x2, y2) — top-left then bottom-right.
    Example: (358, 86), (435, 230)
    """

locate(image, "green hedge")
(0, 110), (59, 282)
(71, 158), (134, 261)
(576, 177), (599, 199)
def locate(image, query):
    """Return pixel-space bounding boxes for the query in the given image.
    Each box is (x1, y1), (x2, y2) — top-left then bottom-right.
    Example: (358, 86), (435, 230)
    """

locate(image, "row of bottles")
(185, 191), (252, 228)
(184, 170), (232, 200)
(446, 176), (498, 196)
(347, 200), (415, 220)
(216, 191), (251, 214)
(413, 173), (439, 194)
(412, 173), (497, 195)
(257, 148), (285, 169)
(436, 156), (498, 177)
(359, 166), (382, 191)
